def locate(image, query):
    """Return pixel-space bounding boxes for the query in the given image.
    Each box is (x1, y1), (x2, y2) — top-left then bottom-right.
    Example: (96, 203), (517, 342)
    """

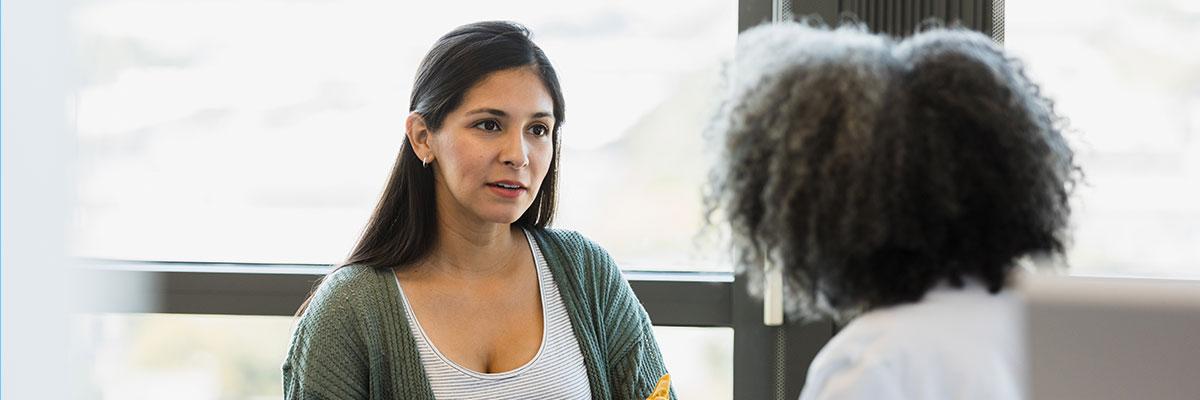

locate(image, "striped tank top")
(393, 230), (593, 399)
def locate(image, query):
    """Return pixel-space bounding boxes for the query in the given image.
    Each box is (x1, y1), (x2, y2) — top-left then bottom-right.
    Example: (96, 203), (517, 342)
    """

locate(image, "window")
(1006, 0), (1200, 279)
(70, 0), (753, 398)
(73, 0), (737, 271)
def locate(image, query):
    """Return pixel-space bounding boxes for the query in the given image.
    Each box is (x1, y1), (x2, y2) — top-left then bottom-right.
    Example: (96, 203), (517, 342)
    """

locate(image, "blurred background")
(2, 0), (1196, 398)
(1006, 0), (1200, 279)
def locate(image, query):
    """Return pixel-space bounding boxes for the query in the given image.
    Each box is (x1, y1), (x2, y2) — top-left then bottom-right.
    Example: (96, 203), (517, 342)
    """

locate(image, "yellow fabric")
(646, 374), (671, 400)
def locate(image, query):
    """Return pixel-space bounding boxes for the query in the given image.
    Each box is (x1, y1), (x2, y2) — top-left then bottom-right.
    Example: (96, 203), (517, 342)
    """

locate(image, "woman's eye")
(474, 120), (501, 132)
(529, 124), (550, 137)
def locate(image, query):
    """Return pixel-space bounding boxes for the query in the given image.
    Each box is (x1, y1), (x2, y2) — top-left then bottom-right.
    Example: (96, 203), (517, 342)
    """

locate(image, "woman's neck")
(426, 199), (522, 279)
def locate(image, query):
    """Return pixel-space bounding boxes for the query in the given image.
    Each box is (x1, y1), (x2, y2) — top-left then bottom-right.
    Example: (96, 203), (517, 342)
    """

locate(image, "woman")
(283, 21), (673, 400)
(706, 22), (1077, 399)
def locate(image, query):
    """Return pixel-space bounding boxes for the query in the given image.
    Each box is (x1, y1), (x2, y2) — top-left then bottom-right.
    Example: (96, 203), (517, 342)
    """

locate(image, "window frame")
(82, 258), (835, 400)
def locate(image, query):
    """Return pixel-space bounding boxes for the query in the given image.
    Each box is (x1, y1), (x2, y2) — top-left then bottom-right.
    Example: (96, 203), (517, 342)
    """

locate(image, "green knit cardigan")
(282, 228), (676, 399)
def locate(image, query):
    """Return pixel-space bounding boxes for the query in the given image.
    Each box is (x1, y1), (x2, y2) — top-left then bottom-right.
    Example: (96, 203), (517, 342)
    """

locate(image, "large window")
(1006, 0), (1200, 279)
(73, 0), (736, 271)
(71, 0), (745, 398)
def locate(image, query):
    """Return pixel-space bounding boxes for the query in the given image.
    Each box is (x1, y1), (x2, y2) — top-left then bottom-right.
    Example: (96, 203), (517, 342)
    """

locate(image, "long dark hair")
(298, 21), (565, 314)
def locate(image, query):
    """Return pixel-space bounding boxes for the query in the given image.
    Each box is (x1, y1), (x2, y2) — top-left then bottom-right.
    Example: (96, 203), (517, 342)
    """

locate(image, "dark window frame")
(82, 258), (834, 400)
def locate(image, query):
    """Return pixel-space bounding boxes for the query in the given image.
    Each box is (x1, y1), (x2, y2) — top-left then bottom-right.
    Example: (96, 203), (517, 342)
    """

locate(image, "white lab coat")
(799, 282), (1025, 400)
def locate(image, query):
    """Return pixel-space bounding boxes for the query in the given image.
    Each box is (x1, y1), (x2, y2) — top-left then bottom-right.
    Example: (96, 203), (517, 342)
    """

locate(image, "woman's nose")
(500, 132), (530, 169)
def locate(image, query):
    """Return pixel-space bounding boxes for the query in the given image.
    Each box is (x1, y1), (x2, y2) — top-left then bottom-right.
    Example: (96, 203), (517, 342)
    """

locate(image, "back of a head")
(707, 23), (1077, 320)
(884, 28), (1076, 302)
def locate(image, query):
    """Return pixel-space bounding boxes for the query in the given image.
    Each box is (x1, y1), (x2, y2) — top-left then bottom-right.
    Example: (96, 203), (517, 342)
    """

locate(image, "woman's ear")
(406, 112), (435, 164)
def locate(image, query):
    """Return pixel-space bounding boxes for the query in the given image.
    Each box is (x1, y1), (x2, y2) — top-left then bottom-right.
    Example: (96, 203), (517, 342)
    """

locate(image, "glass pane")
(75, 314), (294, 399)
(654, 326), (734, 400)
(1006, 0), (1200, 279)
(75, 314), (732, 399)
(72, 0), (737, 271)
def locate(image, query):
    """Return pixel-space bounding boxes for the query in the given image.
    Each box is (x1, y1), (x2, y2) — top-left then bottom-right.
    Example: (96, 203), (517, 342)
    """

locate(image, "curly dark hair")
(705, 23), (1078, 321)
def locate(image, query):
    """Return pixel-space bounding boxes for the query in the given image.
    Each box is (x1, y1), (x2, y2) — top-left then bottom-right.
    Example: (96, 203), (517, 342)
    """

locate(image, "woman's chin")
(474, 208), (528, 225)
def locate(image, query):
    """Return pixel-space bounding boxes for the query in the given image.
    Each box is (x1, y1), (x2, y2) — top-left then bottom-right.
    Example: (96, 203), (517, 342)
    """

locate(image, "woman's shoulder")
(320, 264), (390, 295)
(531, 227), (597, 251)
(302, 265), (392, 320)
(529, 227), (618, 276)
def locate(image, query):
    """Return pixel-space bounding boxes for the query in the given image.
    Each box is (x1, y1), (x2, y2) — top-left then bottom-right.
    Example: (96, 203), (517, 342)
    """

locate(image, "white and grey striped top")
(393, 230), (593, 400)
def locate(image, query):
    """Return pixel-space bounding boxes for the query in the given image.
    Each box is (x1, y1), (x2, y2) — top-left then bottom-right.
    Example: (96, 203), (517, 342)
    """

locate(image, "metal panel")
(78, 262), (325, 316)
(731, 271), (835, 400)
(732, 275), (781, 400)
(992, 0), (1005, 43)
(629, 273), (734, 327)
(741, 0), (775, 31)
(792, 0), (840, 24)
(792, 0), (999, 38)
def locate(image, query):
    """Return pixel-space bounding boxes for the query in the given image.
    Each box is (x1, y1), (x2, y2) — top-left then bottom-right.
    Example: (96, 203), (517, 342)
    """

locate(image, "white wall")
(3, 0), (76, 397)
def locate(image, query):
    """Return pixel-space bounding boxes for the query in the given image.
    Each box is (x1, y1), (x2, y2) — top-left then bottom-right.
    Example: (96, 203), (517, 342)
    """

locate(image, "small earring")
(422, 158), (430, 168)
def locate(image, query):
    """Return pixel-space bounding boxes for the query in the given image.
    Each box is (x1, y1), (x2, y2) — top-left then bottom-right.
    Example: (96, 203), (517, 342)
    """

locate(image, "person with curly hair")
(706, 22), (1078, 399)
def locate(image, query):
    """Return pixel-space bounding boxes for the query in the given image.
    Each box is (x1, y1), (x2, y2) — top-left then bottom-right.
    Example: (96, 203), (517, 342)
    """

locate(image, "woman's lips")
(487, 181), (526, 199)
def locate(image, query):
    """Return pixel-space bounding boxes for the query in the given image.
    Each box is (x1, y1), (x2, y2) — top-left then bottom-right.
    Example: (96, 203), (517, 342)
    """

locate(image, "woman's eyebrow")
(465, 108), (553, 120)
(465, 108), (507, 117)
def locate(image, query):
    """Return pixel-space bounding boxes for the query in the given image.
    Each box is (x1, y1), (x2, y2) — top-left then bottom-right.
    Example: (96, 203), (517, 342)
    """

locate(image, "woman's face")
(426, 67), (556, 226)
